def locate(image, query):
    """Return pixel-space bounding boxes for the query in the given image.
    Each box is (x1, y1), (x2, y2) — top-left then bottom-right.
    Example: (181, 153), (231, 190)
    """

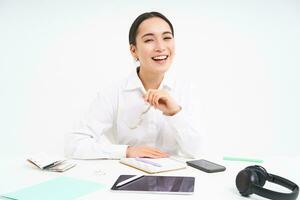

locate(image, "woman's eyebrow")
(141, 31), (173, 39)
(162, 31), (172, 35)
(141, 33), (154, 38)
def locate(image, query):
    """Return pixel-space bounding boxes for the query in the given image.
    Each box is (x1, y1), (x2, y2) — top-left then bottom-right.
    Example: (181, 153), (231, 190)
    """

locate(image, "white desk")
(1, 155), (299, 200)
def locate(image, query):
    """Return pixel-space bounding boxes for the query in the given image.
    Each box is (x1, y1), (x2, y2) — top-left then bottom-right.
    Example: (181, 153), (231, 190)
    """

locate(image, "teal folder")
(1, 176), (105, 200)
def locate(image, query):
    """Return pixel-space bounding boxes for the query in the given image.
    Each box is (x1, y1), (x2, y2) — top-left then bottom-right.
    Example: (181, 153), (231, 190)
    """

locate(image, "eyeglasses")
(129, 105), (151, 129)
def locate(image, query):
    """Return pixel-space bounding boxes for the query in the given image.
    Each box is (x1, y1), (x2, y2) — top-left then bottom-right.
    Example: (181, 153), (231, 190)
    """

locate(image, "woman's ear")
(130, 44), (138, 60)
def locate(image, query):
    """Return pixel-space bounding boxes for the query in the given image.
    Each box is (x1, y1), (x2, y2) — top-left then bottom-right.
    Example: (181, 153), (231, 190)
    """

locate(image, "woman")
(65, 12), (203, 159)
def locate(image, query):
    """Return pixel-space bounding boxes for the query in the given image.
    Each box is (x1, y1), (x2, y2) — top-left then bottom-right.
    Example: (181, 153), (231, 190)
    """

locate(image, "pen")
(116, 175), (144, 187)
(135, 157), (162, 167)
(223, 156), (263, 163)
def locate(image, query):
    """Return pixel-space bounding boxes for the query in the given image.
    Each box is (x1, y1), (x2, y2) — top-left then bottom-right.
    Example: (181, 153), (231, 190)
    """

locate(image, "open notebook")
(119, 157), (186, 174)
(27, 152), (76, 172)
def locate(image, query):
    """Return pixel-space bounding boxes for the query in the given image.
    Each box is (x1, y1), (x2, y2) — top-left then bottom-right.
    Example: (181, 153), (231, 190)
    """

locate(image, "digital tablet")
(111, 175), (195, 194)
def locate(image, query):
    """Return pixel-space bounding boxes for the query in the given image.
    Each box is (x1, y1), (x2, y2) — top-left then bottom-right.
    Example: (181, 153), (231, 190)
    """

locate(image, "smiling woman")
(64, 11), (204, 159)
(130, 15), (175, 88)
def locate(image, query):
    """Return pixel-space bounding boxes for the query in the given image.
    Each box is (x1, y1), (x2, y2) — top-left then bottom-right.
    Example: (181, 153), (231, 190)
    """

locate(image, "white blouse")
(65, 68), (203, 159)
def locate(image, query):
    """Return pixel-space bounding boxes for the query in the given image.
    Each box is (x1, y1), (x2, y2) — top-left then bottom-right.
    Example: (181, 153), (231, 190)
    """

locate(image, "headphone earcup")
(254, 169), (267, 187)
(236, 168), (259, 196)
(246, 166), (267, 187)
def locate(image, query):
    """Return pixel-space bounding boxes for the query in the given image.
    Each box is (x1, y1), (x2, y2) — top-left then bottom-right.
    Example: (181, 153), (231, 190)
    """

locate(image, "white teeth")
(153, 55), (168, 60)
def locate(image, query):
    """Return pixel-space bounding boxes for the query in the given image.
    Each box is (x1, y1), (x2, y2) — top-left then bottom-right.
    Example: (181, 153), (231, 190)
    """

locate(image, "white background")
(0, 0), (299, 158)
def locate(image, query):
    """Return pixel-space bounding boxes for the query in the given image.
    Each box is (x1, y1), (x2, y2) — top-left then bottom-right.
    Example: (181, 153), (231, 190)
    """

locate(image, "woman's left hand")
(143, 89), (181, 116)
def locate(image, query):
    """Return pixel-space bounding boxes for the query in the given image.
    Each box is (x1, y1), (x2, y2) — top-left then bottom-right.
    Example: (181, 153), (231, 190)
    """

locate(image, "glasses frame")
(129, 105), (151, 129)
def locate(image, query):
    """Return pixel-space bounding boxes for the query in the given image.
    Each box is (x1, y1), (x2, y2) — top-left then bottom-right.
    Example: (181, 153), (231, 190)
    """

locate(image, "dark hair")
(129, 12), (174, 45)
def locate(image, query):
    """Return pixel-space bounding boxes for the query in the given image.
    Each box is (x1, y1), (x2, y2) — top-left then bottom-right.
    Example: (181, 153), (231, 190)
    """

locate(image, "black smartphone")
(186, 159), (226, 173)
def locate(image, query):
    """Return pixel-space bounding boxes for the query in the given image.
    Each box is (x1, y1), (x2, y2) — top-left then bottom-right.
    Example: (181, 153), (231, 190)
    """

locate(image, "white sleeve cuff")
(106, 144), (128, 159)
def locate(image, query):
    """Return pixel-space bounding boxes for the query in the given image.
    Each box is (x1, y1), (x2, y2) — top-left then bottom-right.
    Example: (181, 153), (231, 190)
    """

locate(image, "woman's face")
(130, 17), (175, 75)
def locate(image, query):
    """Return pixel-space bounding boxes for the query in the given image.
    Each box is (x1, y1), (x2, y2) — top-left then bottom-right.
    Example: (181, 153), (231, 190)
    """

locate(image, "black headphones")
(236, 165), (299, 200)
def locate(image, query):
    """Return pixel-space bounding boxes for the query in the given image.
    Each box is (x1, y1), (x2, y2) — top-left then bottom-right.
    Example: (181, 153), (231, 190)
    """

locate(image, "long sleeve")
(165, 109), (203, 158)
(64, 86), (128, 159)
(163, 83), (204, 158)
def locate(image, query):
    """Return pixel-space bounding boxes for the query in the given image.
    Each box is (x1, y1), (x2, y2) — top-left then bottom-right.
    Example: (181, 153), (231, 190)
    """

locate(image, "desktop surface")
(1, 155), (299, 200)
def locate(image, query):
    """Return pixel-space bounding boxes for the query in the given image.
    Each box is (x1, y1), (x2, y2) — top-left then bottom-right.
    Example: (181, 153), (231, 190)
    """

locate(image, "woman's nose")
(154, 40), (166, 52)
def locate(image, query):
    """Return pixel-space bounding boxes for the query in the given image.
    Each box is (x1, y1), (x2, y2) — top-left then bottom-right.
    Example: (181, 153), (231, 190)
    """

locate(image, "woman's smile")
(152, 55), (169, 64)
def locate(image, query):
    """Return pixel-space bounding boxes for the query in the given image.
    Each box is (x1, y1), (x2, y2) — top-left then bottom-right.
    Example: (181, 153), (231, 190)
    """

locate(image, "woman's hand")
(126, 146), (169, 158)
(143, 89), (181, 116)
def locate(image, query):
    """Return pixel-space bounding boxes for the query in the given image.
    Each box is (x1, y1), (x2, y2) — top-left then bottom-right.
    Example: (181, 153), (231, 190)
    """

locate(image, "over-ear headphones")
(236, 165), (299, 200)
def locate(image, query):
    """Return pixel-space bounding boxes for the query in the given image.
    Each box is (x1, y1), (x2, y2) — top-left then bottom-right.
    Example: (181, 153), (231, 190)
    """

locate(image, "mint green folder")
(1, 176), (105, 200)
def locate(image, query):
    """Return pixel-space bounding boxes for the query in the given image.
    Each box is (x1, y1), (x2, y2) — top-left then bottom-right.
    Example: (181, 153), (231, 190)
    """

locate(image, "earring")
(135, 58), (140, 66)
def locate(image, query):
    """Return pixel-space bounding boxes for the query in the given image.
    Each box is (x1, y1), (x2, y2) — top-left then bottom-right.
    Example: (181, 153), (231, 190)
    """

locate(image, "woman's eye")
(164, 37), (172, 40)
(144, 39), (153, 43)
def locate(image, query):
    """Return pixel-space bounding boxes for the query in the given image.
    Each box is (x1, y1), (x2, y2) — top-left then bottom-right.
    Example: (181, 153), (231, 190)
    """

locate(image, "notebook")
(119, 157), (186, 174)
(27, 152), (76, 172)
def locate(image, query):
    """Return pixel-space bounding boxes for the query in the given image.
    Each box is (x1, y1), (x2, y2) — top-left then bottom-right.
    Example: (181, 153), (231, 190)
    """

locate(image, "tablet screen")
(111, 175), (195, 194)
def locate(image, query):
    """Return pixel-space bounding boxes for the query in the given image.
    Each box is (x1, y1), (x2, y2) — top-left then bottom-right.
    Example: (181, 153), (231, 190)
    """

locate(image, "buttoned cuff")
(108, 144), (128, 159)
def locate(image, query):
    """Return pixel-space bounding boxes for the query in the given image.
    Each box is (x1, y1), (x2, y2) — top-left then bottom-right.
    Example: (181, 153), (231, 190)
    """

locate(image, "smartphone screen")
(186, 159), (226, 173)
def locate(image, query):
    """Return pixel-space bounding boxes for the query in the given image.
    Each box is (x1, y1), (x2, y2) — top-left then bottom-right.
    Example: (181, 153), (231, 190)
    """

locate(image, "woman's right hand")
(126, 146), (169, 158)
